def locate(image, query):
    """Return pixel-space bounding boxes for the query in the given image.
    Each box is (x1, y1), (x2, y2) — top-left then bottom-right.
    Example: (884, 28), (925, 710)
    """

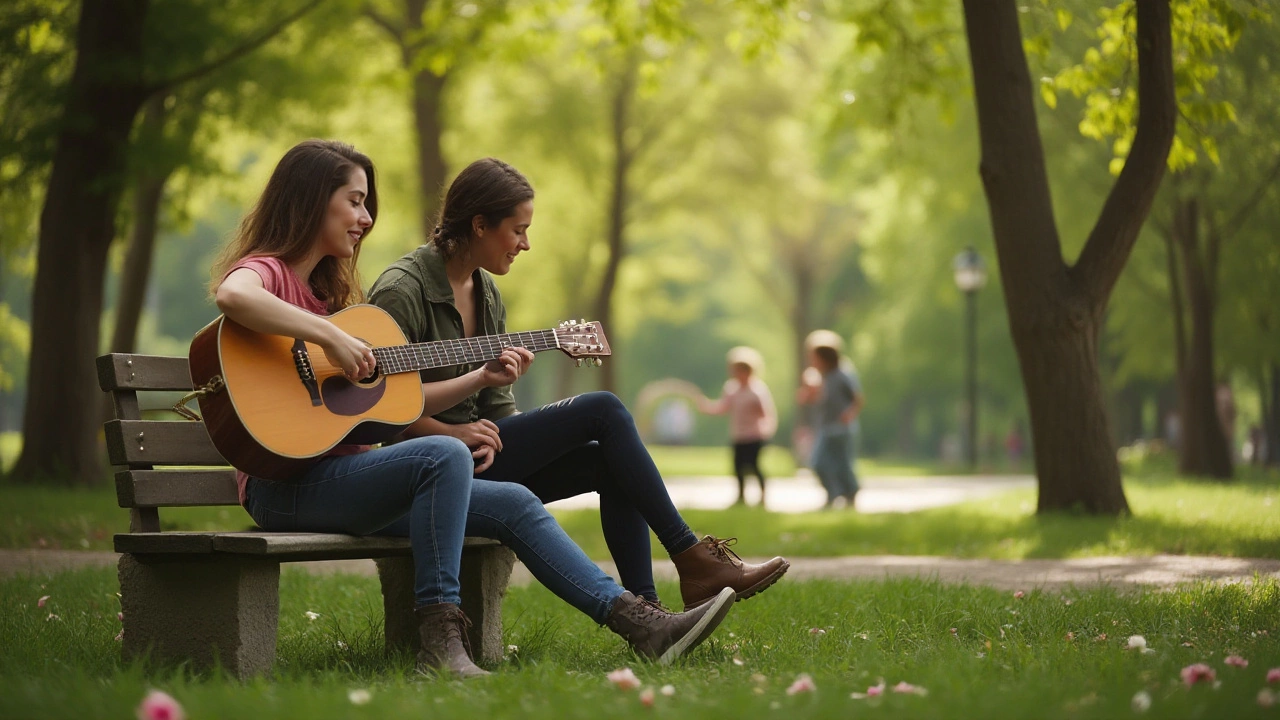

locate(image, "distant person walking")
(695, 347), (778, 507)
(796, 330), (864, 509)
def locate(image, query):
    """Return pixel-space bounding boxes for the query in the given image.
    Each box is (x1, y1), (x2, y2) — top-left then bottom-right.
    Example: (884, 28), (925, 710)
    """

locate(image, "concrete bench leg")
(376, 556), (417, 657)
(377, 546), (516, 665)
(118, 553), (280, 679)
(460, 544), (516, 664)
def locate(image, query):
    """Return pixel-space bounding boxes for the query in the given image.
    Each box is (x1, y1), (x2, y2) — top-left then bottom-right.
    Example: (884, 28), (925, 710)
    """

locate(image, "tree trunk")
(960, 0), (1175, 514)
(593, 61), (635, 396)
(10, 0), (150, 486)
(1264, 362), (1280, 467)
(407, 47), (448, 236)
(1170, 197), (1232, 478)
(109, 96), (173, 357)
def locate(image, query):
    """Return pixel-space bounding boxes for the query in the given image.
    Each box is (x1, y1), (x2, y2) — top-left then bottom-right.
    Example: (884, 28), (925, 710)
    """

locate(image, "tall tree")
(960, 0), (1175, 513)
(365, 0), (512, 238)
(10, 0), (323, 485)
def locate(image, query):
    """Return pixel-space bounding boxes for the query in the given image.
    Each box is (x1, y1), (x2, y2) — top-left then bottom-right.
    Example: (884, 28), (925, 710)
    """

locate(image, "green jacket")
(368, 243), (517, 424)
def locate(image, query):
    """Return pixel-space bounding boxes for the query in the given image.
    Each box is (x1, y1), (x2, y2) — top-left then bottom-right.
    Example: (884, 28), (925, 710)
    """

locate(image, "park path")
(3, 474), (1277, 591)
(2, 548), (1278, 592)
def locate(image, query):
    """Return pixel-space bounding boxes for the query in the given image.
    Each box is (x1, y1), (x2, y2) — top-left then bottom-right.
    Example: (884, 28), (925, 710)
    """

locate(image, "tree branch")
(149, 0), (328, 95)
(1221, 153), (1280, 239)
(1072, 0), (1176, 311)
(363, 4), (405, 41)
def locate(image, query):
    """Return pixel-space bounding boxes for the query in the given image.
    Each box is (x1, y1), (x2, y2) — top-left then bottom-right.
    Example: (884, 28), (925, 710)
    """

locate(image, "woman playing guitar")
(368, 158), (790, 612)
(211, 140), (738, 676)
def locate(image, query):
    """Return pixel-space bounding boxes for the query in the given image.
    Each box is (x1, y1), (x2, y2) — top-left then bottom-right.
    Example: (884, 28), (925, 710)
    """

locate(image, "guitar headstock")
(555, 320), (611, 367)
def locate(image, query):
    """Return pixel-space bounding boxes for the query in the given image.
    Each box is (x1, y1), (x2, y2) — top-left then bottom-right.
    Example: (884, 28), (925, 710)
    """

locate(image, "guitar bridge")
(292, 339), (322, 406)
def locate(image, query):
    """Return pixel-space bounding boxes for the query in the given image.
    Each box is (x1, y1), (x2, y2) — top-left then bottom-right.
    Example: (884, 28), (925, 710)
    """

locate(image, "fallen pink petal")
(1259, 689), (1277, 708)
(37, 595), (50, 608)
(607, 668), (641, 691)
(1224, 655), (1248, 668)
(1180, 663), (1216, 687)
(639, 688), (655, 707)
(809, 627), (826, 636)
(892, 681), (928, 696)
(866, 682), (886, 696)
(785, 674), (816, 695)
(1014, 591), (1025, 599)
(136, 690), (185, 720)
(1268, 668), (1280, 684)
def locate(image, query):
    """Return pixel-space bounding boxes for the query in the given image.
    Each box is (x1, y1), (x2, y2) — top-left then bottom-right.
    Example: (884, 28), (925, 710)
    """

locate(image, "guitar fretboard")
(371, 329), (560, 375)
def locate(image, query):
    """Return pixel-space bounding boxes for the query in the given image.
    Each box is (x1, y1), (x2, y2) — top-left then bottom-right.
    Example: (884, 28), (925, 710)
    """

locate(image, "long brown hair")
(210, 139), (378, 311)
(432, 158), (533, 260)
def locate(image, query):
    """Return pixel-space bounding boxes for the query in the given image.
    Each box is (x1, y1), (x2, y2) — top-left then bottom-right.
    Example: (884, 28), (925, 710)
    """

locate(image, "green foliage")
(1041, 0), (1267, 173)
(3, 568), (1280, 719)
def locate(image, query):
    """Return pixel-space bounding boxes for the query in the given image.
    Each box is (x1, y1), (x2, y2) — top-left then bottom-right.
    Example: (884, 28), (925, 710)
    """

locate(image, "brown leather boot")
(415, 603), (489, 679)
(672, 535), (790, 609)
(605, 587), (736, 665)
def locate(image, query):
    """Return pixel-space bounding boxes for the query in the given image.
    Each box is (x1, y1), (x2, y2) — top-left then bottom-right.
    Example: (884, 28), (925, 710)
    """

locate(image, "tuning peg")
(575, 359), (583, 367)
(593, 358), (604, 367)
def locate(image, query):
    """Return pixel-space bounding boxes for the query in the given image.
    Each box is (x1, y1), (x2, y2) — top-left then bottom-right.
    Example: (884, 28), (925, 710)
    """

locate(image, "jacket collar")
(414, 243), (497, 313)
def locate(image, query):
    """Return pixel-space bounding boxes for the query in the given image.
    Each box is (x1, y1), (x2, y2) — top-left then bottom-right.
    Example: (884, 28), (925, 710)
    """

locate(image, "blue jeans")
(481, 392), (701, 601)
(380, 479), (626, 623)
(812, 430), (859, 500)
(243, 435), (474, 608)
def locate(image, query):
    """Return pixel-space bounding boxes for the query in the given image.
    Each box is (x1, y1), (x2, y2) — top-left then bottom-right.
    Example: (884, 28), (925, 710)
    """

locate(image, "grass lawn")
(3, 568), (1279, 719)
(4, 465), (1276, 560)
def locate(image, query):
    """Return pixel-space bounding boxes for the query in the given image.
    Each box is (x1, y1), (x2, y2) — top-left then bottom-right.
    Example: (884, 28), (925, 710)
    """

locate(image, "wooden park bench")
(97, 352), (516, 679)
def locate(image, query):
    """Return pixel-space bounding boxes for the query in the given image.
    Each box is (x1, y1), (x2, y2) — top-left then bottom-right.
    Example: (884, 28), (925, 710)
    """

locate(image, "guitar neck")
(371, 329), (559, 375)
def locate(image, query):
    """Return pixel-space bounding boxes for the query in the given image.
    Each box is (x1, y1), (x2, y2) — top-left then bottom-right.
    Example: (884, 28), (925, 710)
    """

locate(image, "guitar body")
(190, 305), (426, 480)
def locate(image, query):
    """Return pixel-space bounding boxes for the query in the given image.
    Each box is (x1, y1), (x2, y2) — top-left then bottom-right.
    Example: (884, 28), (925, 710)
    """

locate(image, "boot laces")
(703, 535), (744, 565)
(443, 606), (476, 655)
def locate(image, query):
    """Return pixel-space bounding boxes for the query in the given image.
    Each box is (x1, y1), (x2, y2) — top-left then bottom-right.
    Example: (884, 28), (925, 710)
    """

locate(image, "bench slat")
(98, 354), (194, 392)
(117, 470), (239, 508)
(105, 419), (227, 466)
(116, 532), (499, 559)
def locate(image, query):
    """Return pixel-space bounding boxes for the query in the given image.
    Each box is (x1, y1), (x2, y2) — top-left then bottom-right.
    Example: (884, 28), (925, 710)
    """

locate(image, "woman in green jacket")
(369, 158), (789, 611)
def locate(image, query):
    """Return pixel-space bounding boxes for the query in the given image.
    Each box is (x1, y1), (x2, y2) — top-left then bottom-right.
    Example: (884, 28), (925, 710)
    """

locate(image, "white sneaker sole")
(657, 587), (736, 665)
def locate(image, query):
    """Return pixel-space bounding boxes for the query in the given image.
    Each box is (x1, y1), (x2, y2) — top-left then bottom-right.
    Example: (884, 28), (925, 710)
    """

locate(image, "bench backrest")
(97, 353), (238, 533)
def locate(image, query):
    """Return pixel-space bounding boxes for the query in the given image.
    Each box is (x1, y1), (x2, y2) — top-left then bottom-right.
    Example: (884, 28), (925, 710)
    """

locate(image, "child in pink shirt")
(696, 347), (777, 506)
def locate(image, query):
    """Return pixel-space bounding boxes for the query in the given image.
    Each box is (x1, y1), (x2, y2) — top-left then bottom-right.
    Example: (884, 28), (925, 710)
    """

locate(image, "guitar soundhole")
(357, 367), (381, 385)
(319, 374), (387, 416)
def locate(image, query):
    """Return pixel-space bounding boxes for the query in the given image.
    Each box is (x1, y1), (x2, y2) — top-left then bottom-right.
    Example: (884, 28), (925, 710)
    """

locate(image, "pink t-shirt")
(711, 377), (777, 443)
(224, 256), (368, 504)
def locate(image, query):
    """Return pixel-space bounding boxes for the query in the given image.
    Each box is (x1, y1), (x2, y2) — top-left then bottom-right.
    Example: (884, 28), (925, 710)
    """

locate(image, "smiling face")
(317, 167), (373, 260)
(470, 199), (533, 275)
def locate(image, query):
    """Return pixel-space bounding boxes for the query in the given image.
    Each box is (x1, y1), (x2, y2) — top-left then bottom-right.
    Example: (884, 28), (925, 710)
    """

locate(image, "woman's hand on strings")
(321, 326), (376, 380)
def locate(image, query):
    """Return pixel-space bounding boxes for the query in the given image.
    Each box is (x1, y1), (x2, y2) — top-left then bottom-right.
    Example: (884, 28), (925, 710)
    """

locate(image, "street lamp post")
(953, 247), (987, 470)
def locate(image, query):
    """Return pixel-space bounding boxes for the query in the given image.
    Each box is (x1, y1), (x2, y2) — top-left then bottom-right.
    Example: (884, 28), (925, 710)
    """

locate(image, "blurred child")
(796, 330), (864, 509)
(696, 347), (778, 507)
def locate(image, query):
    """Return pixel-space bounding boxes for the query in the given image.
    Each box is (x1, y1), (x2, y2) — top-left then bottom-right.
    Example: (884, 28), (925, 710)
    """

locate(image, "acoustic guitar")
(185, 304), (610, 480)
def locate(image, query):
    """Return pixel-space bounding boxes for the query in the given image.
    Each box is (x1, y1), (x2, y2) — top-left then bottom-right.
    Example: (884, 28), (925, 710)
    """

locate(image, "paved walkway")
(544, 472), (1036, 514)
(3, 549), (1277, 592)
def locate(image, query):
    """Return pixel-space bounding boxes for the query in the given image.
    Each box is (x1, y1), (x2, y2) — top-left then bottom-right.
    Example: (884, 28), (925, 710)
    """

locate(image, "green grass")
(557, 470), (1280, 560)
(2, 468), (1278, 559)
(3, 567), (1279, 719)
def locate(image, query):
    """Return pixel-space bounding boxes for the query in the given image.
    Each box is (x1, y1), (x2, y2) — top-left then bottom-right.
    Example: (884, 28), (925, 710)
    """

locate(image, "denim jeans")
(243, 435), (474, 608)
(378, 479), (627, 624)
(811, 429), (859, 500)
(480, 392), (700, 601)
